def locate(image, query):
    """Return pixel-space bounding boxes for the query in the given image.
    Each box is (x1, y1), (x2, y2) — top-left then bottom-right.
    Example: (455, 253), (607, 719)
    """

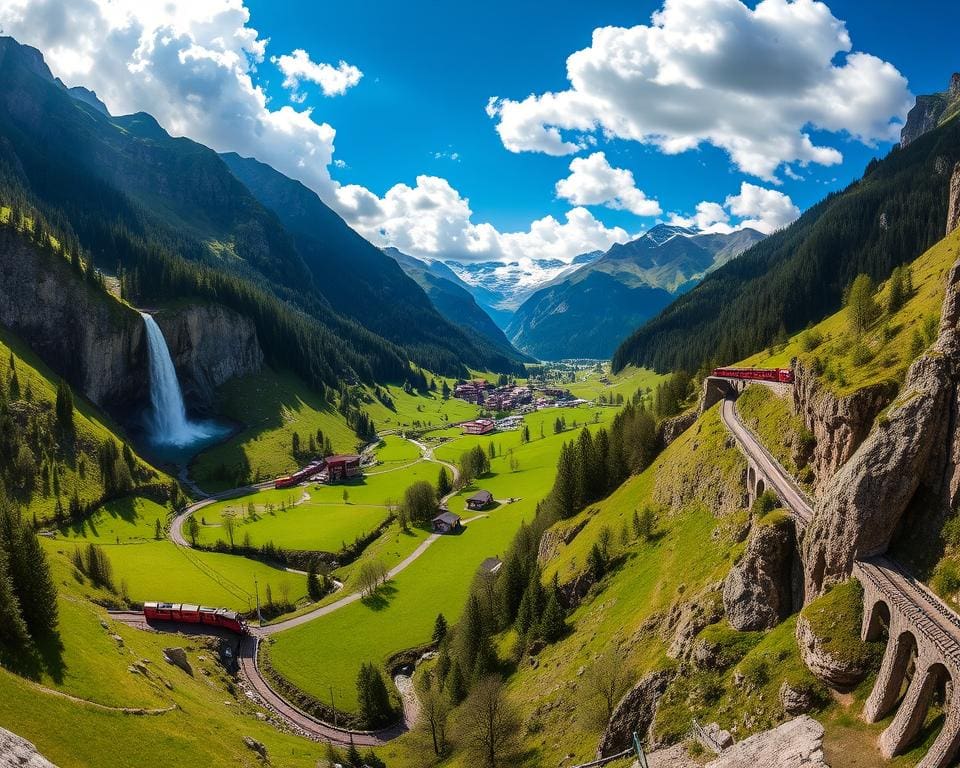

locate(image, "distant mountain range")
(383, 248), (532, 365)
(443, 253), (602, 328)
(504, 225), (765, 360)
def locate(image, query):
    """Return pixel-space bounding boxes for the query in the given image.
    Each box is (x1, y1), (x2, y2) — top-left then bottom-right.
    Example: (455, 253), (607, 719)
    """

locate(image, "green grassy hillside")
(741, 227), (960, 396)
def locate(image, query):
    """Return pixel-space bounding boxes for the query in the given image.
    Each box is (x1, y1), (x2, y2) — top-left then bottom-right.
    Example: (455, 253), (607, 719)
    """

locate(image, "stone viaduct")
(714, 371), (960, 768)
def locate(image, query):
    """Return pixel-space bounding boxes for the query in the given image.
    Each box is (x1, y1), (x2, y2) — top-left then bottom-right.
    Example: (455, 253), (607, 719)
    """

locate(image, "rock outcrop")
(900, 73), (960, 147)
(0, 229), (149, 415)
(803, 252), (960, 597)
(949, 161), (960, 236)
(596, 669), (674, 757)
(792, 359), (896, 495)
(794, 612), (871, 690)
(0, 726), (59, 767)
(657, 409), (697, 449)
(154, 304), (263, 412)
(705, 716), (828, 768)
(163, 647), (192, 675)
(723, 516), (798, 631)
(779, 680), (816, 716)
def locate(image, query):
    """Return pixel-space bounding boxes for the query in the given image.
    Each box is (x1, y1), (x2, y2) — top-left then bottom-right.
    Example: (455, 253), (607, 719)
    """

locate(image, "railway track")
(718, 388), (960, 666)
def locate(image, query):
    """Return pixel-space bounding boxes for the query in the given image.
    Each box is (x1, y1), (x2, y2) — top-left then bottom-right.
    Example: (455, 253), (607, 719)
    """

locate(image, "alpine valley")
(2, 7), (960, 768)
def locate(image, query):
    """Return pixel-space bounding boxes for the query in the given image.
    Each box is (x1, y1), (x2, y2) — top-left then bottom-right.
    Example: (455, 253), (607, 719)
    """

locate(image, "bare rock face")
(596, 669), (674, 757)
(705, 716), (828, 768)
(803, 255), (960, 597)
(948, 161), (960, 236)
(154, 304), (263, 412)
(665, 582), (724, 660)
(900, 73), (960, 147)
(724, 517), (797, 631)
(0, 726), (58, 768)
(0, 231), (148, 415)
(657, 409), (697, 449)
(779, 680), (816, 716)
(792, 360), (896, 495)
(794, 613), (871, 690)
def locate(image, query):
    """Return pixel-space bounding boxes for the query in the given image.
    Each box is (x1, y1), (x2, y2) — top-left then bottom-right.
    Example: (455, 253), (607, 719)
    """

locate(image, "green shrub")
(933, 559), (960, 596)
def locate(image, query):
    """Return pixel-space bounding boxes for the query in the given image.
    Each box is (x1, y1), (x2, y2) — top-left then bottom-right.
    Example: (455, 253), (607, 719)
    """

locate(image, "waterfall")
(140, 312), (214, 447)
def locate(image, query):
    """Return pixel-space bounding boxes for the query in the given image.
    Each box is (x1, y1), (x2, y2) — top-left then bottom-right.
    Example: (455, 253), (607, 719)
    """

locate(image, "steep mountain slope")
(383, 247), (531, 364)
(508, 225), (764, 360)
(614, 109), (960, 375)
(0, 36), (489, 380)
(900, 72), (960, 146)
(220, 153), (522, 374)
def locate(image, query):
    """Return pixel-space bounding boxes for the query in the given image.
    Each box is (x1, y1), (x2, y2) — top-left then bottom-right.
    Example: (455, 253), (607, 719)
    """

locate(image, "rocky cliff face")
(723, 516), (798, 631)
(792, 360), (896, 495)
(900, 73), (960, 147)
(0, 230), (149, 414)
(949, 161), (960, 236)
(803, 250), (960, 597)
(0, 727), (58, 767)
(154, 304), (262, 413)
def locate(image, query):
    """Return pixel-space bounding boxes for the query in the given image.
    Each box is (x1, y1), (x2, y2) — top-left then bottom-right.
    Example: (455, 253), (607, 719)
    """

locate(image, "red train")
(143, 601), (248, 634)
(711, 367), (794, 384)
(275, 459), (325, 489)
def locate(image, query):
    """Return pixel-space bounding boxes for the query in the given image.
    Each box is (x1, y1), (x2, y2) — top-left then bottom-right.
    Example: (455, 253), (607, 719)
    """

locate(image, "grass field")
(740, 227), (960, 396)
(268, 404), (618, 712)
(0, 543), (326, 768)
(193, 491), (390, 553)
(361, 379), (479, 433)
(190, 369), (359, 492)
(567, 365), (664, 403)
(52, 497), (307, 613)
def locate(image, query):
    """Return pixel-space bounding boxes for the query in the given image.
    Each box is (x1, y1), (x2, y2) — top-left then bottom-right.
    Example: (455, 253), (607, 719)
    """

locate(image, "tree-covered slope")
(613, 115), (960, 375)
(0, 36), (483, 381)
(220, 153), (523, 374)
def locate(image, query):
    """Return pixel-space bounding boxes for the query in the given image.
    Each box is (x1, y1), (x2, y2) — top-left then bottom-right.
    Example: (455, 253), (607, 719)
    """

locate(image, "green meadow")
(268, 404), (618, 712)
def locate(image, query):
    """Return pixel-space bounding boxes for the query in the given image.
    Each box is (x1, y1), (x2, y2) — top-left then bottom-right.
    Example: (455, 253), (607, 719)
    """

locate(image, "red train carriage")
(274, 459), (326, 489)
(711, 367), (793, 384)
(143, 601), (248, 634)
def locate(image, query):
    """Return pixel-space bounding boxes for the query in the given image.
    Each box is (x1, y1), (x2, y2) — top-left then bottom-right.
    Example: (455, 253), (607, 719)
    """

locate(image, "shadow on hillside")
(5, 629), (66, 685)
(360, 581), (398, 611)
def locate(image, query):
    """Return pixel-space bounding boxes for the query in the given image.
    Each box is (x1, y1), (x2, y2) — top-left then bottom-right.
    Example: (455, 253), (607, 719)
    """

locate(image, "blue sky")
(249, 0), (959, 233)
(2, 0), (958, 270)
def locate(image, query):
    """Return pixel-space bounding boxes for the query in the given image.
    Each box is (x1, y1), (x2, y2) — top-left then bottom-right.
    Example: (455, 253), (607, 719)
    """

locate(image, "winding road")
(123, 435), (465, 744)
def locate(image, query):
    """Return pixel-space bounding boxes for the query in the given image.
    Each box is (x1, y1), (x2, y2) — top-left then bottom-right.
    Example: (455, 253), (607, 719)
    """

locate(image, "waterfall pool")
(139, 311), (231, 465)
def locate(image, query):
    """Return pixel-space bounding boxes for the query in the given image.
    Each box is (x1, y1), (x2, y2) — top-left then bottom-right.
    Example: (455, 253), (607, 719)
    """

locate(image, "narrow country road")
(152, 432), (466, 743)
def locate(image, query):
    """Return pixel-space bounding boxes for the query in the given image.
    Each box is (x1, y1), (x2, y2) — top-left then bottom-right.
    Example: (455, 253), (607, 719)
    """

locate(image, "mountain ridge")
(507, 224), (765, 360)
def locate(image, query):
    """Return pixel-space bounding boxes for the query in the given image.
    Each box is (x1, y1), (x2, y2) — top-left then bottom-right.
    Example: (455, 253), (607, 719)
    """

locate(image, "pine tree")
(346, 742), (362, 768)
(0, 502), (59, 636)
(0, 545), (31, 653)
(357, 662), (393, 728)
(845, 273), (880, 337)
(540, 591), (566, 643)
(432, 612), (448, 644)
(307, 561), (323, 601)
(436, 466), (452, 500)
(551, 442), (578, 518)
(447, 661), (466, 704)
(458, 593), (487, 672)
(55, 378), (74, 435)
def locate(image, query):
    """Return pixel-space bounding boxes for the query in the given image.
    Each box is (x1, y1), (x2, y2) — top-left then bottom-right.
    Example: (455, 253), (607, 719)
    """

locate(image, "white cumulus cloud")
(335, 175), (631, 264)
(668, 182), (799, 234)
(272, 48), (363, 98)
(488, 0), (912, 180)
(0, 0), (340, 198)
(555, 152), (662, 217)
